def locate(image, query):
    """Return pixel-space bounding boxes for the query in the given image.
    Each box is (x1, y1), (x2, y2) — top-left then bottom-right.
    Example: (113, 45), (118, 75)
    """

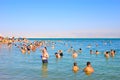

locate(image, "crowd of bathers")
(0, 36), (116, 75)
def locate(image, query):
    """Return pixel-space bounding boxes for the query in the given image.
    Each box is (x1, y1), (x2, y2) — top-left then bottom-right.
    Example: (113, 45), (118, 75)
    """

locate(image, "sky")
(0, 0), (120, 38)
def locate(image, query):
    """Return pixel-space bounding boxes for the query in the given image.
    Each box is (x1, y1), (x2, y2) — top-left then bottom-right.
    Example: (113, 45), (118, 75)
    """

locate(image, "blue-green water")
(0, 38), (120, 80)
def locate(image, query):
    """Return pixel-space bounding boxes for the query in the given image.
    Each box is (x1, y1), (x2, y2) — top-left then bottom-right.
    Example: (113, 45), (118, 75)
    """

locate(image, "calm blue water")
(0, 38), (120, 80)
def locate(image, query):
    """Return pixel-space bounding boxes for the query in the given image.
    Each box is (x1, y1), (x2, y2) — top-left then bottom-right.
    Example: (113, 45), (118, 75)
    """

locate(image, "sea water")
(0, 38), (120, 80)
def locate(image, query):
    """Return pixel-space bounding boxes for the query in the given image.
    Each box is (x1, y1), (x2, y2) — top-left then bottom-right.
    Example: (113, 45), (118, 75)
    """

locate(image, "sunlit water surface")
(0, 38), (120, 80)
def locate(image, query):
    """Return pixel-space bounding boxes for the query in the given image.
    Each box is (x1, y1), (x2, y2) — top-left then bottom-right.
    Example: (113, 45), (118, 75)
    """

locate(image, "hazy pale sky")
(0, 0), (120, 38)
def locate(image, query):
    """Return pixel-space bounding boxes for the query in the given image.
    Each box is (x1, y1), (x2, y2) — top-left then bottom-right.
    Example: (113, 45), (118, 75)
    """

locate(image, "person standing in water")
(41, 47), (49, 64)
(55, 50), (63, 58)
(95, 50), (99, 55)
(83, 62), (94, 75)
(72, 62), (79, 73)
(110, 50), (115, 57)
(58, 50), (63, 57)
(104, 51), (110, 58)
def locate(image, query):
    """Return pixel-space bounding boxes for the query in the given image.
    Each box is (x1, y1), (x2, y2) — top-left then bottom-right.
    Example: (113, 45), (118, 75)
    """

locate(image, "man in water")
(110, 50), (115, 57)
(83, 62), (94, 74)
(72, 62), (79, 73)
(104, 51), (109, 58)
(41, 47), (49, 64)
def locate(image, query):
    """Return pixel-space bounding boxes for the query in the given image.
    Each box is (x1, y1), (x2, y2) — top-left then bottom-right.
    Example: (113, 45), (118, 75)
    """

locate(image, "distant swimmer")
(55, 52), (61, 58)
(83, 62), (94, 75)
(41, 47), (49, 64)
(104, 51), (109, 58)
(32, 45), (36, 52)
(68, 46), (73, 53)
(21, 47), (26, 54)
(7, 42), (12, 48)
(27, 45), (31, 54)
(55, 50), (63, 58)
(90, 50), (93, 54)
(78, 48), (82, 53)
(58, 50), (63, 57)
(110, 50), (115, 57)
(72, 50), (78, 59)
(72, 62), (79, 73)
(95, 50), (99, 55)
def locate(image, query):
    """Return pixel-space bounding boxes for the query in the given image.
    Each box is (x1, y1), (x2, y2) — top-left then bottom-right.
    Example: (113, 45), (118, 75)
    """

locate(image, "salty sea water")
(0, 38), (120, 80)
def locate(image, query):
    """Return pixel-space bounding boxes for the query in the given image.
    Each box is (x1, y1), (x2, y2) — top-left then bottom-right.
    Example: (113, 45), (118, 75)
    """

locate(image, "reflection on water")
(84, 71), (92, 76)
(41, 63), (48, 78)
(73, 73), (77, 80)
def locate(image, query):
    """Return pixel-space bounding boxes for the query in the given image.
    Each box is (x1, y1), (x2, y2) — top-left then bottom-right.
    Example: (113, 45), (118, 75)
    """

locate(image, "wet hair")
(74, 62), (77, 66)
(44, 47), (47, 50)
(90, 50), (92, 52)
(114, 50), (116, 53)
(87, 62), (91, 66)
(106, 51), (109, 54)
(79, 48), (82, 50)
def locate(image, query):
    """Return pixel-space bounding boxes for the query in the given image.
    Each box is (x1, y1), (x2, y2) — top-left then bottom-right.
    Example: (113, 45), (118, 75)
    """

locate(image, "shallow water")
(0, 38), (120, 80)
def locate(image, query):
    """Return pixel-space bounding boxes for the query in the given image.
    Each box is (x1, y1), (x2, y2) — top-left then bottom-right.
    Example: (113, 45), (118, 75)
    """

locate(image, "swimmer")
(72, 62), (79, 73)
(58, 50), (63, 57)
(55, 50), (63, 58)
(78, 48), (82, 53)
(104, 51), (109, 58)
(21, 47), (26, 54)
(95, 50), (99, 55)
(110, 50), (115, 57)
(90, 50), (93, 54)
(55, 52), (61, 58)
(83, 62), (94, 74)
(72, 50), (78, 59)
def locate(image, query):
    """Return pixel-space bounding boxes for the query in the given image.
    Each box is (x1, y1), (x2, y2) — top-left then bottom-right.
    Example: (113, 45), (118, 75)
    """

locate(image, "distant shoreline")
(27, 38), (120, 40)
